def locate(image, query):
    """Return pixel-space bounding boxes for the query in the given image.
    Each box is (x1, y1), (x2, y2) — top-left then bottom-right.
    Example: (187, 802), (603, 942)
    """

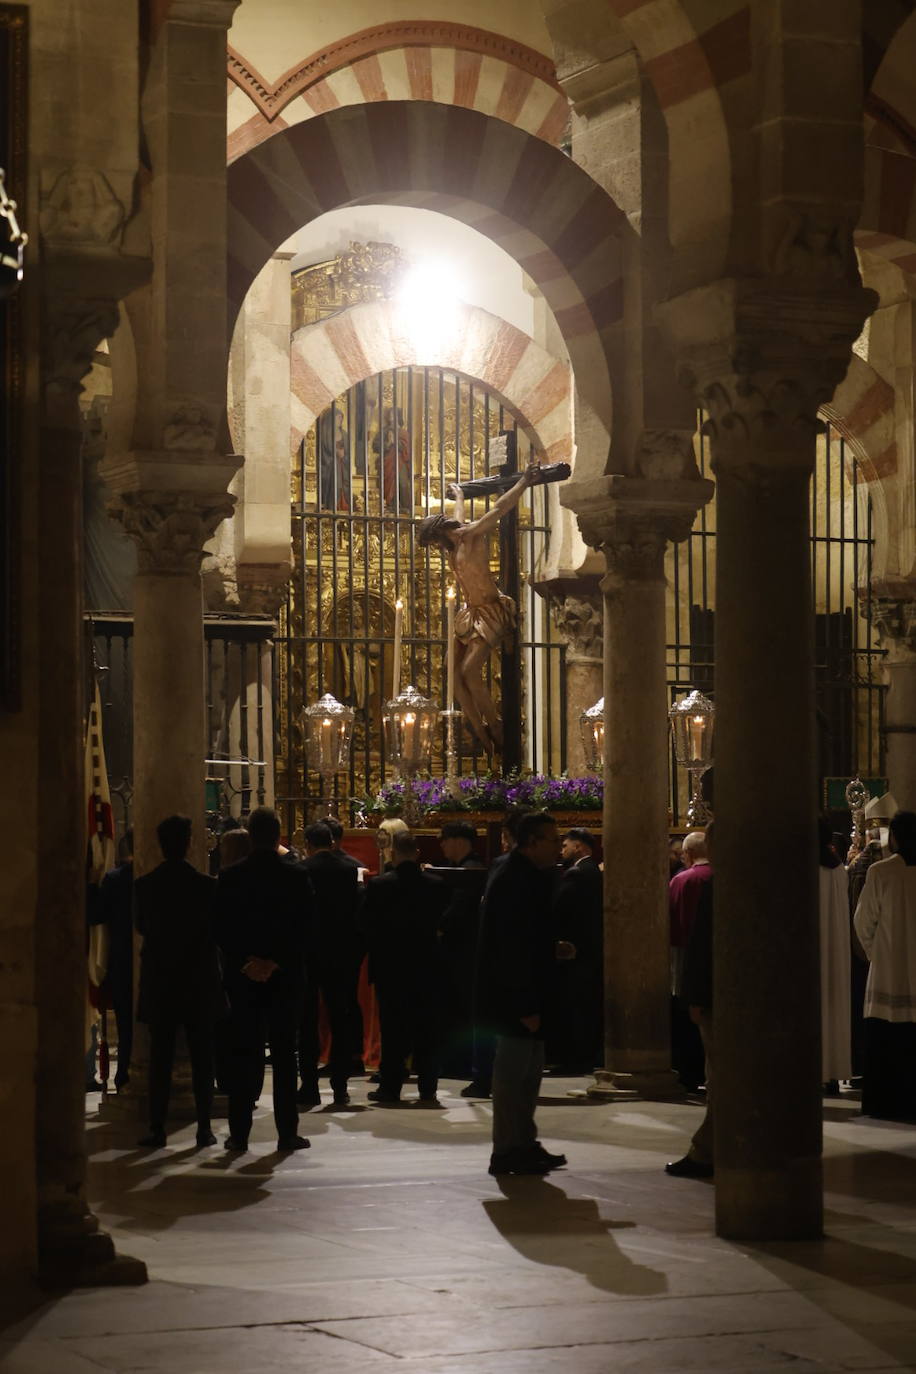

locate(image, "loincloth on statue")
(454, 593), (516, 649)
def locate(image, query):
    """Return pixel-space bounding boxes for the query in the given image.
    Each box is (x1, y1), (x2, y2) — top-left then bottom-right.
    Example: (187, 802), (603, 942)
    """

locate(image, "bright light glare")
(396, 259), (465, 356)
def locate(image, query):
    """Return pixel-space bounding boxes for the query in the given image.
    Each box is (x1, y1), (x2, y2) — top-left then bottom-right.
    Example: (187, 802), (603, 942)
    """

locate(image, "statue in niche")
(373, 405), (411, 513)
(318, 406), (350, 511)
(417, 462), (540, 758)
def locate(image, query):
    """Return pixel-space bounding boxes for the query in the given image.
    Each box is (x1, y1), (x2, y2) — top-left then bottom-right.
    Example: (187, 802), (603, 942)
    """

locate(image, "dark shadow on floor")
(482, 1175), (667, 1297)
(823, 1146), (916, 1206)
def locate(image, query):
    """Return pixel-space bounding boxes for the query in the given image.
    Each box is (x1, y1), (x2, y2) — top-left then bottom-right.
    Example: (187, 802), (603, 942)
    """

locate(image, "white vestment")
(853, 853), (916, 1022)
(819, 863), (851, 1080)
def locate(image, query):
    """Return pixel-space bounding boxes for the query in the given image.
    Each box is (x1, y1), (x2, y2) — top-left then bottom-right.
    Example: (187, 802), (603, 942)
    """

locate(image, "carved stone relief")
(872, 596), (916, 663)
(164, 403), (217, 453)
(635, 429), (698, 483)
(553, 594), (603, 660)
(40, 166), (125, 249)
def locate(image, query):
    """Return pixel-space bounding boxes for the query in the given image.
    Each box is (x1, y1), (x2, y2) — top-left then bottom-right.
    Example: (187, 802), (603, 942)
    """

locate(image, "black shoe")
(414, 1096), (443, 1108)
(531, 1143), (567, 1169)
(138, 1130), (166, 1149)
(367, 1089), (401, 1104)
(85, 1080), (104, 1093)
(460, 1081), (491, 1099)
(665, 1155), (713, 1178)
(277, 1134), (311, 1151)
(195, 1128), (217, 1147)
(333, 1093), (351, 1106)
(489, 1150), (551, 1177)
(224, 1136), (248, 1153)
(298, 1087), (322, 1106)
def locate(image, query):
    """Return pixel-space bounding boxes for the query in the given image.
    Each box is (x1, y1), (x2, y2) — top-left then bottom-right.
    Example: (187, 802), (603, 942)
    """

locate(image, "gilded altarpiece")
(274, 249), (564, 840)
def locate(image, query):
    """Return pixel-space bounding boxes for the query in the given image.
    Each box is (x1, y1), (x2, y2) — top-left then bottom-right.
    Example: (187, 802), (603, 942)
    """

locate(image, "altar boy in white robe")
(818, 817), (851, 1091)
(854, 810), (916, 1120)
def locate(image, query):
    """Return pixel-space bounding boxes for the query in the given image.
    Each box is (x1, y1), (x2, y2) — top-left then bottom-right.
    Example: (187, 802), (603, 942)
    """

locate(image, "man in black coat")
(216, 806), (314, 1152)
(475, 811), (567, 1175)
(552, 827), (603, 1073)
(436, 821), (486, 1079)
(364, 830), (448, 1105)
(298, 821), (365, 1107)
(134, 815), (223, 1149)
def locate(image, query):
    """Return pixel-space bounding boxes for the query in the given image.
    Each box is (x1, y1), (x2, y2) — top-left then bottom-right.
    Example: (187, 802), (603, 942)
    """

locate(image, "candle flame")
(692, 715), (705, 725)
(404, 712), (416, 724)
(446, 586), (456, 602)
(395, 598), (403, 610)
(322, 718), (331, 726)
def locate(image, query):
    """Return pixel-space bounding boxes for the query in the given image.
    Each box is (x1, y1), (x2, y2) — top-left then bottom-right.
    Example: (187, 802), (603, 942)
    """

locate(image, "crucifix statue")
(417, 462), (541, 758)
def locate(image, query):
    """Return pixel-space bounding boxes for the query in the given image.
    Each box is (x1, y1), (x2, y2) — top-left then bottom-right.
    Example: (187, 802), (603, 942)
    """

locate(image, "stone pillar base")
(715, 1164), (823, 1241)
(38, 1202), (147, 1289)
(582, 1068), (685, 1101)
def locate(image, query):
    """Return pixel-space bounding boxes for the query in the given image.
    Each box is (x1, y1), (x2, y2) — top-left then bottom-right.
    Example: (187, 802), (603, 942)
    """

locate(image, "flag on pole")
(85, 679), (115, 888)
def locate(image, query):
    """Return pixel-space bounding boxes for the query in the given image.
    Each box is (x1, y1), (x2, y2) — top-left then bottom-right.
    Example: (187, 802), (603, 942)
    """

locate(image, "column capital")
(561, 473), (714, 582)
(108, 488), (236, 575)
(236, 562), (290, 617)
(101, 450), (240, 574)
(869, 579), (916, 663)
(658, 276), (877, 473)
(550, 589), (604, 663)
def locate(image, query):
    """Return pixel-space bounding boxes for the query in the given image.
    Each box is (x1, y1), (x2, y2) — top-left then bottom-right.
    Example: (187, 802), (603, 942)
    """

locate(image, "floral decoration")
(357, 772), (603, 817)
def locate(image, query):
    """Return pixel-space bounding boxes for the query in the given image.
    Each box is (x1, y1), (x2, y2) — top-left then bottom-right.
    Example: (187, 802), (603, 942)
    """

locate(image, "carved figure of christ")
(417, 462), (539, 757)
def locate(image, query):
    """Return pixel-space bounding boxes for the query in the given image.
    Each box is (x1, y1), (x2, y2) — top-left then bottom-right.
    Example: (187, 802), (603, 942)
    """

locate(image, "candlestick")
(392, 597), (403, 700)
(445, 586), (456, 711)
(688, 714), (705, 764)
(403, 710), (416, 765)
(320, 716), (334, 771)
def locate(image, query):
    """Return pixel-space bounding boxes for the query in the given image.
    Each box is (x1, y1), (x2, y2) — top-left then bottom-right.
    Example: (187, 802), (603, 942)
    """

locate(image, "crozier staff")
(416, 461), (540, 757)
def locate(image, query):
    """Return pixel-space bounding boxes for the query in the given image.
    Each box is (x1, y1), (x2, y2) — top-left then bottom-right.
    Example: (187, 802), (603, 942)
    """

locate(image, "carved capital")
(561, 473), (714, 583)
(109, 490), (235, 574)
(44, 297), (120, 414)
(659, 277), (877, 477)
(869, 581), (916, 663)
(552, 593), (603, 660)
(40, 165), (126, 251)
(237, 562), (291, 616)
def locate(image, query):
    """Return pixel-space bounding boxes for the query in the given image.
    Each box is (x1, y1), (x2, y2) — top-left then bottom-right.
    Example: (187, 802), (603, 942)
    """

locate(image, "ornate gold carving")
(292, 241), (405, 329)
(109, 490), (236, 575)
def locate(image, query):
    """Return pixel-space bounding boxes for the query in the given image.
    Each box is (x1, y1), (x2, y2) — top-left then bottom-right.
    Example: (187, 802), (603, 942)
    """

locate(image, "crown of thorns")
(416, 513), (460, 547)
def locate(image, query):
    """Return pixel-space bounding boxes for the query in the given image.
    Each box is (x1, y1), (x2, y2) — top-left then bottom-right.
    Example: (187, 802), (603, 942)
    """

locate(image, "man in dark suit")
(216, 806), (314, 1152)
(364, 831), (448, 1105)
(134, 815), (223, 1149)
(298, 821), (364, 1107)
(476, 811), (567, 1175)
(552, 827), (603, 1073)
(436, 821), (486, 1079)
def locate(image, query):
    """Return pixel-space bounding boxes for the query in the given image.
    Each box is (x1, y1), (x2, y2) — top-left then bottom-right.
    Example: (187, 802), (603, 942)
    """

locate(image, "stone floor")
(5, 1079), (916, 1372)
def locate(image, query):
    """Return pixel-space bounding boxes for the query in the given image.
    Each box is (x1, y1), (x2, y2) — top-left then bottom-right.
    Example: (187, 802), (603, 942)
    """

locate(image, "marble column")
(663, 278), (875, 1240)
(35, 278), (147, 1285)
(871, 589), (916, 808)
(563, 471), (712, 1096)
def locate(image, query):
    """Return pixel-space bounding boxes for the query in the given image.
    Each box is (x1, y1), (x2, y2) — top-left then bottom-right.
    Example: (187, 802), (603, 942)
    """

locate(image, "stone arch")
(227, 21), (569, 162)
(602, 0), (740, 285)
(228, 101), (628, 478)
(289, 299), (572, 465)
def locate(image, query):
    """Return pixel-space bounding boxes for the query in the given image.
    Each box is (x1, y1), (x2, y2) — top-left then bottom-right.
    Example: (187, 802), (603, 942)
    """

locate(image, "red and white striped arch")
(290, 299), (572, 465)
(228, 101), (628, 476)
(826, 354), (897, 484)
(227, 21), (569, 164)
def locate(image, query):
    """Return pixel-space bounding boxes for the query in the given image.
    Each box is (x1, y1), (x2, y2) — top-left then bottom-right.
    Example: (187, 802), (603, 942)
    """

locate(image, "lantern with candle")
(384, 684), (437, 820)
(668, 687), (715, 826)
(579, 697), (605, 774)
(302, 692), (355, 817)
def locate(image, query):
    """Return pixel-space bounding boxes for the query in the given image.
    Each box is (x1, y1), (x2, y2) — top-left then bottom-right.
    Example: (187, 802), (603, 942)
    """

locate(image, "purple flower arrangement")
(360, 771), (603, 816)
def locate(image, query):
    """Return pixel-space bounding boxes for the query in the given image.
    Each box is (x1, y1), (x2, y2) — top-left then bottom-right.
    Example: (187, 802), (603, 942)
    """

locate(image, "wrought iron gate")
(665, 419), (886, 825)
(274, 366), (565, 843)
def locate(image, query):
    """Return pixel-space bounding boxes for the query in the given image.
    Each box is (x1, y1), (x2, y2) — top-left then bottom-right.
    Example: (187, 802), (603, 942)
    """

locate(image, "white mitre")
(864, 791), (899, 821)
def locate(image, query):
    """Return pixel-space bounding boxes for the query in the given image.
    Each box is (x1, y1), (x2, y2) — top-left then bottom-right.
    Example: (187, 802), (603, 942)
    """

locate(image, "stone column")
(872, 587), (916, 808)
(36, 272), (147, 1285)
(551, 590), (604, 777)
(662, 278), (875, 1240)
(563, 471), (713, 1096)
